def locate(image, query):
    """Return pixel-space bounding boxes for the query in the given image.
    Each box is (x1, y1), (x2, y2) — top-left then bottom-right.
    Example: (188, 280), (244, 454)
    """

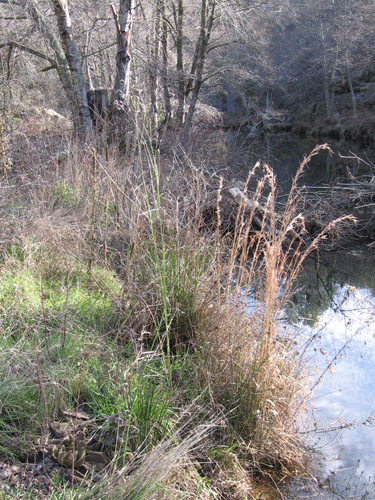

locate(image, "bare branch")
(40, 65), (57, 72)
(0, 41), (57, 68)
(109, 2), (120, 36)
(85, 42), (117, 59)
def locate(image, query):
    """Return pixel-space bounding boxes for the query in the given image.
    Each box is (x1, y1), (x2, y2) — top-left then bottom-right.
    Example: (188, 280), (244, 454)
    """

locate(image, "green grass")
(0, 250), (121, 330)
(0, 129), (347, 498)
(52, 180), (83, 208)
(0, 245), (125, 454)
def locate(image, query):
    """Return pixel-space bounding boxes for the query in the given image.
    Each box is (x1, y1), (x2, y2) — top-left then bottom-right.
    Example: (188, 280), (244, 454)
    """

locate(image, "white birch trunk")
(50, 0), (92, 137)
(113, 0), (132, 111)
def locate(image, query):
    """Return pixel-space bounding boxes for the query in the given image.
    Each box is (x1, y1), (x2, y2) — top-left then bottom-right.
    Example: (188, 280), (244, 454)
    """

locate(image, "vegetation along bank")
(1, 0), (374, 498)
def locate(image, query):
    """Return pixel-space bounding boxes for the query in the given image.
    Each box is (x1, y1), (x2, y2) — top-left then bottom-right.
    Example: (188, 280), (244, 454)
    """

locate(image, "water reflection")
(231, 133), (375, 190)
(286, 249), (375, 499)
(288, 248), (375, 326)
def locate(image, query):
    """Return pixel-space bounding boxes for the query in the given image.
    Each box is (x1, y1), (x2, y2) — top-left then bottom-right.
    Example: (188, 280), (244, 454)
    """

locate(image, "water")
(232, 133), (375, 190)
(286, 248), (375, 499)
(233, 132), (375, 497)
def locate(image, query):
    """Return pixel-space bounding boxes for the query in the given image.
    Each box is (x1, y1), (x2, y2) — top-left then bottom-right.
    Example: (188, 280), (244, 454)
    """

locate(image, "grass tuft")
(0, 118), (350, 497)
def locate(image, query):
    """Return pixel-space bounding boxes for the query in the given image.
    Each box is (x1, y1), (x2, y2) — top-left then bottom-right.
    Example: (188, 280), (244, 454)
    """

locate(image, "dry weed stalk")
(0, 115), (7, 180)
(88, 148), (98, 294)
(215, 175), (224, 280)
(198, 145), (353, 468)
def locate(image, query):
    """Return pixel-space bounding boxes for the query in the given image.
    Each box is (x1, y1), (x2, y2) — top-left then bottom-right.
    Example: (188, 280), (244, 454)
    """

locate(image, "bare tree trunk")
(174, 0), (185, 125)
(84, 31), (94, 92)
(113, 0), (132, 112)
(342, 0), (357, 115)
(346, 54), (357, 115)
(323, 69), (332, 119)
(20, 0), (79, 125)
(184, 0), (213, 99)
(183, 0), (215, 136)
(148, 0), (161, 135)
(161, 0), (171, 124)
(50, 0), (92, 137)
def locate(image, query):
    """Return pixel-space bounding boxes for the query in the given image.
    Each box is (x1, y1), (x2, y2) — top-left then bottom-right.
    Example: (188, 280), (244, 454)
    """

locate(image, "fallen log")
(202, 184), (308, 250)
(227, 187), (264, 230)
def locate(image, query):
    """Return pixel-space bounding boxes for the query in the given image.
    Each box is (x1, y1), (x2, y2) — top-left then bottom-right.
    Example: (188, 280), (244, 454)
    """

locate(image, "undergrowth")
(0, 118), (349, 499)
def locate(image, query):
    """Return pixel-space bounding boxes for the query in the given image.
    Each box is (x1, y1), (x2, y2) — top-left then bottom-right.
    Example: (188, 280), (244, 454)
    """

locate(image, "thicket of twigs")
(299, 165), (375, 248)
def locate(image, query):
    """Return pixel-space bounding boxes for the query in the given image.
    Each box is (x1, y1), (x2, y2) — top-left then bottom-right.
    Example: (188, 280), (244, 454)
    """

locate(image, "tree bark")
(113, 0), (132, 111)
(50, 0), (92, 137)
(183, 0), (216, 136)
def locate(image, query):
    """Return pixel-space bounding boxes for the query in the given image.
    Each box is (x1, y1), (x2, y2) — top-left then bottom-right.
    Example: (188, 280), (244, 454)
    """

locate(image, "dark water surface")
(234, 133), (375, 189)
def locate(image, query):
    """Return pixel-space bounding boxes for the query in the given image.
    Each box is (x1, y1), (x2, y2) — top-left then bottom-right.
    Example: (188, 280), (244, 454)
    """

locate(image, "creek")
(242, 134), (375, 499)
(285, 248), (375, 499)
(232, 132), (375, 189)
(236, 133), (375, 498)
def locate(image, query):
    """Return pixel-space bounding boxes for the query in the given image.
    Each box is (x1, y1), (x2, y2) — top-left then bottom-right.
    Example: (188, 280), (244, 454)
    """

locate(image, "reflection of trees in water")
(286, 249), (375, 326)
(232, 134), (375, 190)
(287, 256), (339, 326)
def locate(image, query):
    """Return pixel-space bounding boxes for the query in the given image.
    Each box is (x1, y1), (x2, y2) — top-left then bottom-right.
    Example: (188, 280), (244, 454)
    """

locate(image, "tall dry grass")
(195, 145), (351, 468)
(0, 114), (351, 497)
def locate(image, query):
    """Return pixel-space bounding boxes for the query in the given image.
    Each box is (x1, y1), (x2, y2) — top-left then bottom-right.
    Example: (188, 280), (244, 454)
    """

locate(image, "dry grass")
(194, 146), (352, 471)
(0, 114), (352, 498)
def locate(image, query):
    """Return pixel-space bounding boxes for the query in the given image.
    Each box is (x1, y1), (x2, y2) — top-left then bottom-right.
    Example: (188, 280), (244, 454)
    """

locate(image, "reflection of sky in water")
(291, 284), (375, 499)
